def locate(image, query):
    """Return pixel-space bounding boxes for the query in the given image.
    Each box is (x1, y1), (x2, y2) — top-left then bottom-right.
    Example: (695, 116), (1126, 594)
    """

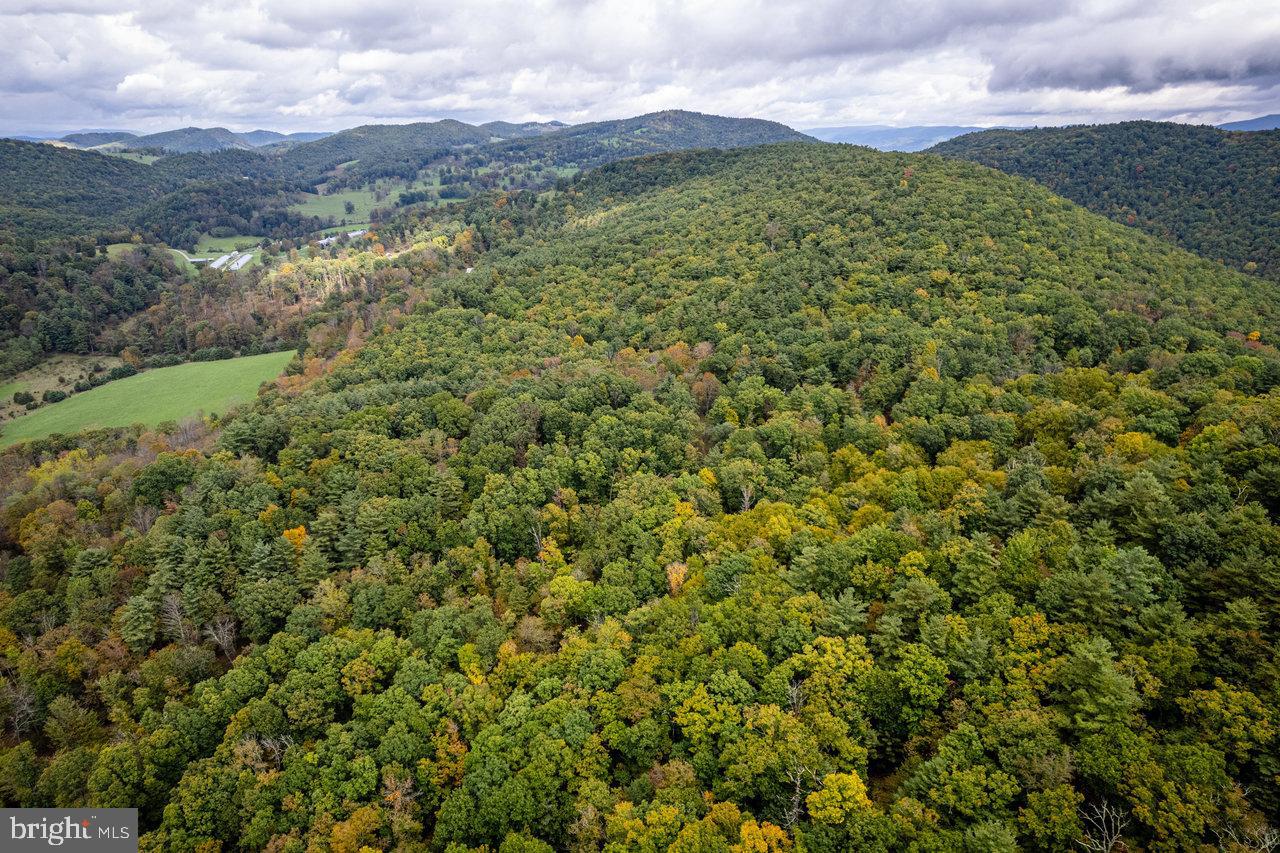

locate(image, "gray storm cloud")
(1, 0), (1277, 133)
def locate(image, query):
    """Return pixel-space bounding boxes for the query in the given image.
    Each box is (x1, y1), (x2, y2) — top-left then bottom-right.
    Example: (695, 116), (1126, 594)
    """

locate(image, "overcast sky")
(2, 0), (1278, 135)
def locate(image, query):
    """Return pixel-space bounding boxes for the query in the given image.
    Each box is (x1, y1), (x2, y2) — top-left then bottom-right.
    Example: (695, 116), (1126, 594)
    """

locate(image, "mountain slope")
(277, 111), (810, 187)
(240, 130), (332, 147)
(929, 121), (1280, 280)
(486, 109), (813, 168)
(1219, 113), (1280, 131)
(480, 119), (568, 139)
(118, 126), (255, 153)
(279, 119), (494, 182)
(60, 131), (138, 147)
(0, 139), (164, 236)
(0, 140), (323, 247)
(6, 143), (1280, 851)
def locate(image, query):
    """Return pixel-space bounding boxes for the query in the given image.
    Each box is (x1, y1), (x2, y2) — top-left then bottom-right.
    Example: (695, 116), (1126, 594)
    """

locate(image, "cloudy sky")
(2, 0), (1278, 135)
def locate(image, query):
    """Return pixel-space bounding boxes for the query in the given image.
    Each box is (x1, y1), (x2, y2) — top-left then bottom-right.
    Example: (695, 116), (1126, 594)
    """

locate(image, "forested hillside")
(480, 120), (567, 139)
(277, 120), (496, 184)
(118, 127), (254, 154)
(487, 109), (813, 169)
(0, 141), (318, 246)
(60, 131), (138, 147)
(240, 130), (331, 147)
(930, 121), (1280, 280)
(1, 142), (1278, 850)
(0, 238), (185, 377)
(0, 140), (163, 238)
(279, 110), (811, 188)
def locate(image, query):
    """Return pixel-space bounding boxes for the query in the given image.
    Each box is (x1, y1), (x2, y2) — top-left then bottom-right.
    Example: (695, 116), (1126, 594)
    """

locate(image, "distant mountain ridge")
(805, 124), (993, 151)
(1219, 114), (1280, 131)
(484, 109), (814, 169)
(25, 112), (805, 163)
(115, 127), (255, 154)
(275, 119), (498, 181)
(38, 127), (332, 153)
(239, 130), (333, 147)
(62, 131), (138, 147)
(274, 110), (813, 185)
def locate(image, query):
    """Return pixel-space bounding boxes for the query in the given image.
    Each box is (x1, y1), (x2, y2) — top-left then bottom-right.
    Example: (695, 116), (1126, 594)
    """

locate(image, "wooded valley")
(1, 132), (1278, 850)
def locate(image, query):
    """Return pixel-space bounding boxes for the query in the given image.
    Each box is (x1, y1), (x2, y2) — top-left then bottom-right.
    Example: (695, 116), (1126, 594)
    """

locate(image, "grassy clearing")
(105, 242), (144, 258)
(0, 380), (22, 403)
(102, 150), (160, 164)
(0, 354), (123, 422)
(0, 351), (294, 448)
(290, 188), (382, 222)
(195, 233), (262, 253)
(314, 222), (374, 236)
(108, 243), (202, 271)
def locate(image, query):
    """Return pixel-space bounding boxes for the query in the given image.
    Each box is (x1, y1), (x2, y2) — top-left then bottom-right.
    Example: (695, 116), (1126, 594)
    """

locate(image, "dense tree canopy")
(930, 121), (1280, 281)
(0, 141), (321, 247)
(1, 142), (1278, 851)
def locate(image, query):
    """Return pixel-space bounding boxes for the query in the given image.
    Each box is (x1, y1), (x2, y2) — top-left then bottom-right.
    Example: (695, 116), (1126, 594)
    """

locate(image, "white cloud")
(0, 0), (1276, 134)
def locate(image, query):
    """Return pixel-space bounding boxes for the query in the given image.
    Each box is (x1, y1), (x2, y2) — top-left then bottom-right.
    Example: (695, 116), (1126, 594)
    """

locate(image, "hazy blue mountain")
(2, 128), (137, 143)
(1219, 114), (1280, 131)
(804, 124), (994, 151)
(240, 130), (333, 146)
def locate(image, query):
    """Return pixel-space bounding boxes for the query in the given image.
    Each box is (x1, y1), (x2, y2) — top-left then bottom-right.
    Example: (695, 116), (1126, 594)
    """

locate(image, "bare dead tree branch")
(1079, 799), (1129, 853)
(205, 615), (238, 661)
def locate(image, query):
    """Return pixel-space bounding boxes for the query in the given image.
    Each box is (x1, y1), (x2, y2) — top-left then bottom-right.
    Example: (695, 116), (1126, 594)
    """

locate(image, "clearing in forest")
(0, 350), (294, 447)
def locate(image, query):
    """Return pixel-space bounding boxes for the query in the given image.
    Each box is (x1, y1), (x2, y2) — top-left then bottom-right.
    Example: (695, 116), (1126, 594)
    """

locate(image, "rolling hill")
(485, 109), (813, 168)
(270, 110), (812, 187)
(0, 110), (811, 244)
(118, 126), (255, 153)
(929, 120), (1280, 280)
(240, 129), (333, 147)
(479, 119), (568, 138)
(51, 128), (330, 150)
(0, 139), (319, 246)
(60, 130), (138, 147)
(0, 138), (165, 236)
(277, 119), (495, 182)
(5, 141), (1279, 850)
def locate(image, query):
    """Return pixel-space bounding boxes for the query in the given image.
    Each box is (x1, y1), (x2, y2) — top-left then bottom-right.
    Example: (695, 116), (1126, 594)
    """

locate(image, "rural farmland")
(0, 350), (295, 447)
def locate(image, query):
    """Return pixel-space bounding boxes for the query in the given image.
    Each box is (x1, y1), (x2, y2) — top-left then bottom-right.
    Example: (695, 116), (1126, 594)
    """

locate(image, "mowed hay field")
(290, 188), (381, 221)
(194, 233), (261, 253)
(0, 351), (294, 447)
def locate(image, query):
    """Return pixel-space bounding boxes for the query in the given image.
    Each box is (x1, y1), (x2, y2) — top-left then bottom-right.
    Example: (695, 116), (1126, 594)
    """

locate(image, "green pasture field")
(0, 351), (295, 447)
